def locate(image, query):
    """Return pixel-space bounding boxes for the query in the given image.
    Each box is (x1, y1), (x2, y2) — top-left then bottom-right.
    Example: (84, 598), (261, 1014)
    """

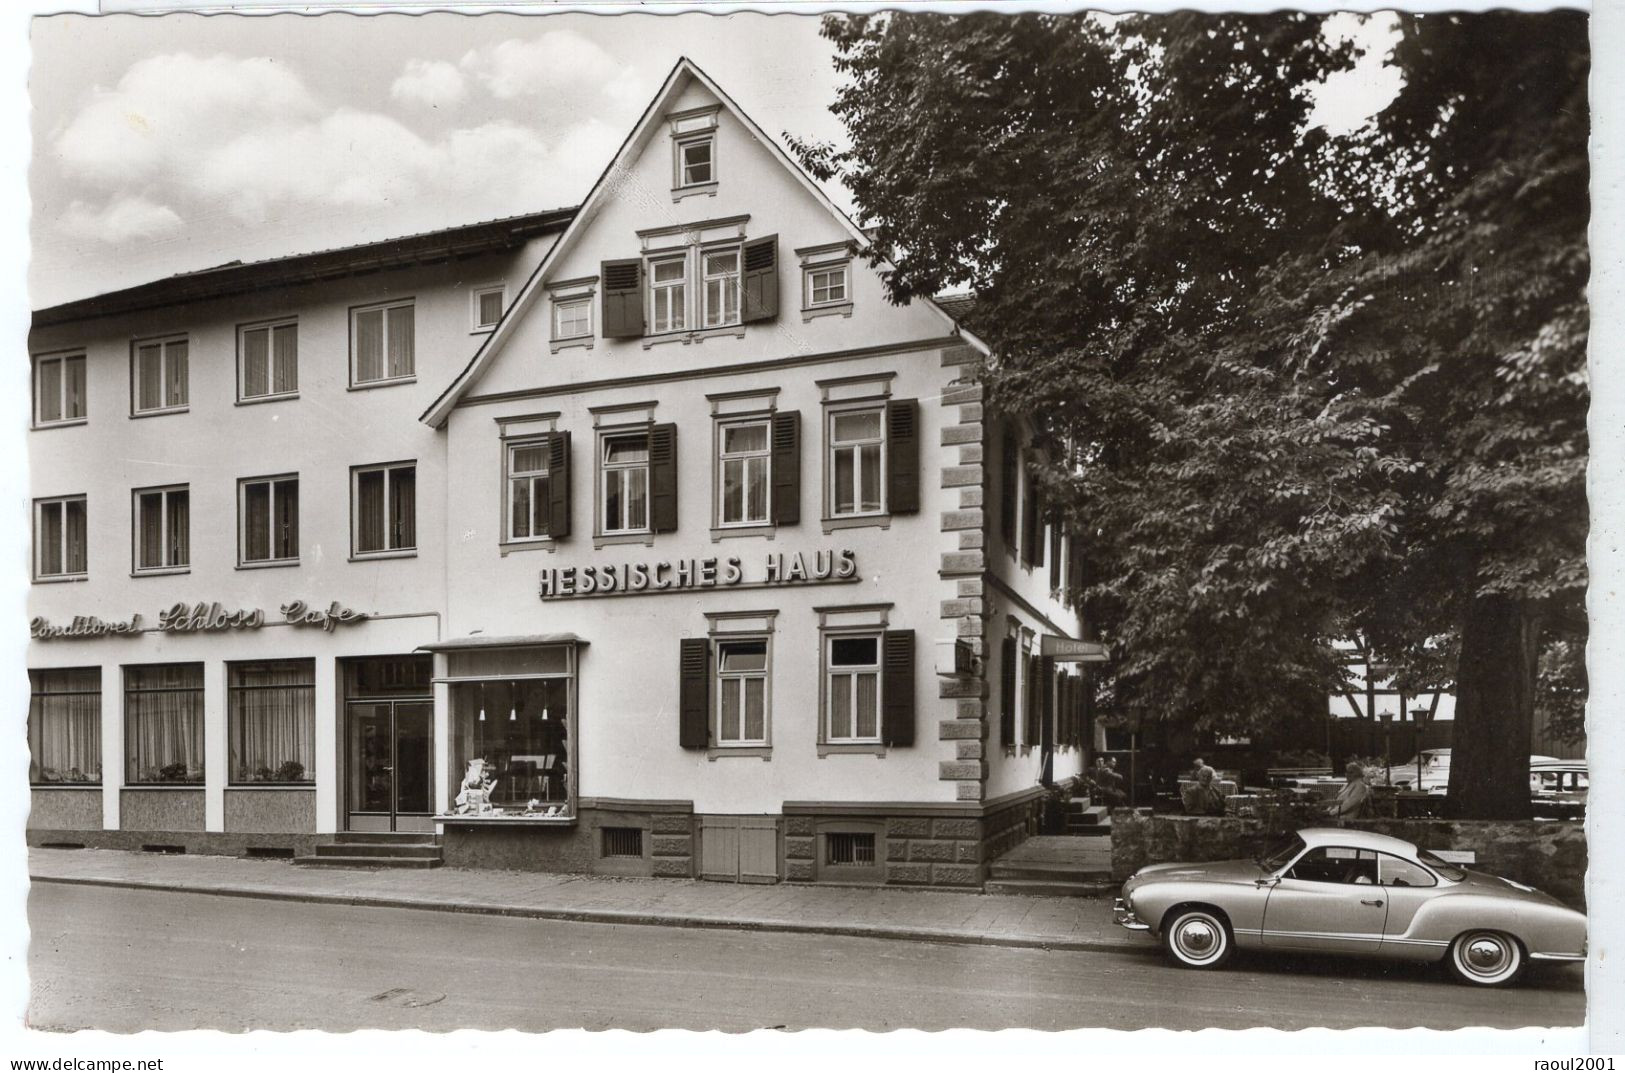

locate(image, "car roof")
(1296, 827), (1420, 857)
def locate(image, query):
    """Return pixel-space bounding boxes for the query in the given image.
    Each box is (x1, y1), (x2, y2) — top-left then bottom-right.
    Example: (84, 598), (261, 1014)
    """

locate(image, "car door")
(1376, 852), (1440, 953)
(1262, 846), (1387, 953)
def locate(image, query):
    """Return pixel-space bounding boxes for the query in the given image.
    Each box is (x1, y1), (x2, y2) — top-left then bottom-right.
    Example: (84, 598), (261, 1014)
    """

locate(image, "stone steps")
(292, 854), (443, 870)
(984, 834), (1114, 898)
(292, 831), (444, 869)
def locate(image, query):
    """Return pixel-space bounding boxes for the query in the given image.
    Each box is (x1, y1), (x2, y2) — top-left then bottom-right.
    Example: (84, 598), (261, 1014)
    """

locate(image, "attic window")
(670, 107), (720, 195)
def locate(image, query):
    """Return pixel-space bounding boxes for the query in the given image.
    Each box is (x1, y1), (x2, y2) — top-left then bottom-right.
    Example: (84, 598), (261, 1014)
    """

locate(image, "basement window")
(602, 827), (644, 858)
(825, 832), (876, 866)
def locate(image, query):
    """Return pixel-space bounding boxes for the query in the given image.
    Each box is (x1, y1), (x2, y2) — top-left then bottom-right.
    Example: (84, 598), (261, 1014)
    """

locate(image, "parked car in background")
(1530, 759), (1587, 820)
(1114, 827), (1586, 987)
(1391, 749), (1563, 795)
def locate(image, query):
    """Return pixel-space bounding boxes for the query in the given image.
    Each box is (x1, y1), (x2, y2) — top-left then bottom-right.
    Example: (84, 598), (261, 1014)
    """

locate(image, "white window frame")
(471, 284), (506, 333)
(648, 253), (689, 335)
(717, 417), (771, 528)
(130, 336), (189, 416)
(824, 631), (883, 745)
(805, 261), (850, 308)
(34, 495), (87, 581)
(504, 437), (551, 544)
(237, 319), (299, 403)
(701, 244), (742, 329)
(827, 404), (887, 519)
(351, 461), (417, 557)
(350, 299), (416, 387)
(715, 637), (770, 747)
(238, 474), (299, 567)
(33, 351), (87, 427)
(599, 430), (652, 536)
(552, 295), (593, 341)
(132, 484), (190, 574)
(676, 133), (716, 188)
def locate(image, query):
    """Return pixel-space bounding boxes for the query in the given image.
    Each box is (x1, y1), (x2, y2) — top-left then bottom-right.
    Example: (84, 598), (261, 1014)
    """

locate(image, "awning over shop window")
(417, 633), (589, 652)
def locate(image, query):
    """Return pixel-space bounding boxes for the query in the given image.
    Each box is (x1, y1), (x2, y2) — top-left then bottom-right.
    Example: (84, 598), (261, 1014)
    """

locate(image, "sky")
(27, 10), (1404, 310)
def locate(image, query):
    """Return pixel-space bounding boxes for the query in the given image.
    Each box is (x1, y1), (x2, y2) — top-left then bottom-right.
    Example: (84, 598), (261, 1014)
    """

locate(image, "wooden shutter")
(741, 234), (779, 323)
(1059, 674), (1071, 749)
(1024, 653), (1039, 745)
(1049, 523), (1063, 590)
(601, 259), (644, 339)
(1000, 428), (1019, 549)
(650, 423), (679, 533)
(1040, 656), (1056, 750)
(999, 636), (1017, 748)
(679, 638), (710, 749)
(885, 398), (920, 514)
(546, 431), (572, 540)
(881, 629), (915, 747)
(1069, 535), (1086, 607)
(770, 410), (800, 526)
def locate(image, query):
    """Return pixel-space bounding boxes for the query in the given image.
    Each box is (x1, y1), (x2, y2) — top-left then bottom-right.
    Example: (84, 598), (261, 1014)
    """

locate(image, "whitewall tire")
(1447, 930), (1526, 987)
(1162, 908), (1234, 970)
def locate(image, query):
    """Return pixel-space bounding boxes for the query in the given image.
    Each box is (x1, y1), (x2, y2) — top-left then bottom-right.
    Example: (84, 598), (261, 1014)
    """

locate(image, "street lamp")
(1377, 710), (1394, 787)
(1410, 705), (1433, 790)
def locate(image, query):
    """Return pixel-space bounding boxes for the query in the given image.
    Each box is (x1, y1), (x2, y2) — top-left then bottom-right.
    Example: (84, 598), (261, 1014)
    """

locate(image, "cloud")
(59, 195), (184, 243)
(390, 59), (467, 109)
(459, 32), (643, 105)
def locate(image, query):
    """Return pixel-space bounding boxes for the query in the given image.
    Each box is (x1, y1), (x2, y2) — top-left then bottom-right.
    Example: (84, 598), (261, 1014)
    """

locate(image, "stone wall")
(1110, 808), (1587, 908)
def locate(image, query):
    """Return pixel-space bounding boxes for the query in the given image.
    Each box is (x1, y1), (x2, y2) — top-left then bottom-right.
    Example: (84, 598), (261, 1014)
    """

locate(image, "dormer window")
(669, 107), (720, 198)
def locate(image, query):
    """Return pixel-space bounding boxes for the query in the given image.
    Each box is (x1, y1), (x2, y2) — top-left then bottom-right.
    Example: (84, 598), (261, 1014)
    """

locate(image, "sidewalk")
(28, 847), (1152, 955)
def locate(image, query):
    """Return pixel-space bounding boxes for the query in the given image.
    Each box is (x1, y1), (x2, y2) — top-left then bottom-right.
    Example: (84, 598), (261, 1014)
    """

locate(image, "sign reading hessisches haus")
(539, 548), (859, 599)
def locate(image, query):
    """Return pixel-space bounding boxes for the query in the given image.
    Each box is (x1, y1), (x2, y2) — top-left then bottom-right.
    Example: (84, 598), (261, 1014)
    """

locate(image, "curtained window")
(35, 352), (86, 424)
(29, 668), (101, 784)
(239, 321), (298, 401)
(718, 420), (769, 526)
(826, 635), (881, 743)
(134, 485), (189, 571)
(132, 338), (188, 413)
(352, 301), (415, 385)
(125, 664), (204, 784)
(35, 496), (87, 579)
(506, 440), (550, 541)
(240, 475), (299, 564)
(353, 463), (416, 554)
(229, 660), (316, 784)
(829, 408), (884, 517)
(601, 433), (650, 534)
(473, 286), (505, 331)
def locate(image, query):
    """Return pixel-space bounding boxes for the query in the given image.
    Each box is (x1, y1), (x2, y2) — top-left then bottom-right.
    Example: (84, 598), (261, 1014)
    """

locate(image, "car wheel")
(1447, 930), (1526, 987)
(1162, 907), (1234, 970)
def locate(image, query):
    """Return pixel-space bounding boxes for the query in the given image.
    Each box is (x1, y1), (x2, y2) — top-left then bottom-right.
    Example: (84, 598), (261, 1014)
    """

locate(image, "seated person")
(1182, 766), (1228, 816)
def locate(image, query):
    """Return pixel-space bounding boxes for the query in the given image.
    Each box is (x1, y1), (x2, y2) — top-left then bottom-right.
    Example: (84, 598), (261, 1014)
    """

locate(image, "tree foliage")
(800, 11), (1588, 817)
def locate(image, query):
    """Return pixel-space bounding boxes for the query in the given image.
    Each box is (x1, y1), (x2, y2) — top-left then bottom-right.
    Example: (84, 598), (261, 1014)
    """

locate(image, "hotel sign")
(540, 549), (858, 599)
(1040, 635), (1110, 662)
(30, 599), (369, 640)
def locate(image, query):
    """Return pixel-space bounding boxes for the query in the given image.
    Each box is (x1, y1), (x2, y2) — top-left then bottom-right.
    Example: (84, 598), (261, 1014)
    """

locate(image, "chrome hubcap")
(1466, 938), (1509, 973)
(1177, 920), (1217, 957)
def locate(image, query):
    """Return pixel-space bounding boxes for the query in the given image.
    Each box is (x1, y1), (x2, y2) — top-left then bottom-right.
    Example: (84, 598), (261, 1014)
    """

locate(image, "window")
(28, 668), (101, 785)
(1286, 846), (1379, 884)
(806, 263), (849, 307)
(1378, 853), (1438, 888)
(240, 475), (299, 565)
(601, 432), (650, 535)
(677, 135), (715, 187)
(553, 296), (592, 341)
(602, 827), (644, 857)
(716, 639), (768, 746)
(35, 496), (87, 580)
(826, 634), (881, 743)
(228, 660), (316, 784)
(718, 420), (770, 526)
(829, 408), (885, 517)
(702, 248), (741, 328)
(34, 352), (86, 425)
(826, 832), (876, 866)
(353, 463), (416, 555)
(450, 667), (572, 815)
(131, 337), (188, 414)
(506, 439), (551, 542)
(472, 285), (505, 332)
(133, 485), (189, 573)
(125, 664), (204, 784)
(238, 321), (298, 401)
(649, 256), (687, 334)
(351, 300), (415, 385)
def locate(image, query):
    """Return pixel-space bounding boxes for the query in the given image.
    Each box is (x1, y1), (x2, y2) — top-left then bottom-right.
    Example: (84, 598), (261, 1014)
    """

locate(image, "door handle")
(1360, 899), (1384, 907)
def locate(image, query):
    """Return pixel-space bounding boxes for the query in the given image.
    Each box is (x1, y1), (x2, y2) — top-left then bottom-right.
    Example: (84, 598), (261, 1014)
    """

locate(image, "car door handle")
(1360, 899), (1384, 907)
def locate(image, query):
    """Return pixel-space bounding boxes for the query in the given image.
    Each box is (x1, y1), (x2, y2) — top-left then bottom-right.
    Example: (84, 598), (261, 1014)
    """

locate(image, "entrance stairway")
(1066, 796), (1113, 837)
(293, 831), (444, 870)
(985, 834), (1115, 897)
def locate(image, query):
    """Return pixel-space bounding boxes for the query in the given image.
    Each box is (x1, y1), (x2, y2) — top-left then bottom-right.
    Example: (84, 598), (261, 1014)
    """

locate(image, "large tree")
(798, 11), (1588, 817)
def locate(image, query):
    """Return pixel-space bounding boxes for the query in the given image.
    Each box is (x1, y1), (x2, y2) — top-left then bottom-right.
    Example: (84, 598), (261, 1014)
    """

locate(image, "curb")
(30, 873), (1155, 956)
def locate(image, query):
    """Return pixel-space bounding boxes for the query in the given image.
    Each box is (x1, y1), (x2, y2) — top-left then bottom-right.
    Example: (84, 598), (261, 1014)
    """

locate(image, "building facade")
(26, 60), (1090, 888)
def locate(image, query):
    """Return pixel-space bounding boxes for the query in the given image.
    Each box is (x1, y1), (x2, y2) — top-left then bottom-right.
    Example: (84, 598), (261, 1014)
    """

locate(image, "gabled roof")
(33, 207), (577, 329)
(419, 56), (989, 429)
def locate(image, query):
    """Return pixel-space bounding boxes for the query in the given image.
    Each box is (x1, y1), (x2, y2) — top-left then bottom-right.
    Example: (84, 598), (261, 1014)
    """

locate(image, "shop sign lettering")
(539, 548), (857, 599)
(30, 615), (143, 640)
(159, 602), (264, 633)
(281, 600), (368, 631)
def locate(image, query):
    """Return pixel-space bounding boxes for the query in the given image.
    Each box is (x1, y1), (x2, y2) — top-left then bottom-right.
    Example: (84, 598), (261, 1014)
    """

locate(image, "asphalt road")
(27, 884), (1585, 1032)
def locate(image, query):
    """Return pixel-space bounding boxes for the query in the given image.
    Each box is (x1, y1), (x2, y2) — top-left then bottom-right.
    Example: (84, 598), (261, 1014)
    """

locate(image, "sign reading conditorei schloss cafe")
(30, 599), (370, 640)
(538, 549), (859, 599)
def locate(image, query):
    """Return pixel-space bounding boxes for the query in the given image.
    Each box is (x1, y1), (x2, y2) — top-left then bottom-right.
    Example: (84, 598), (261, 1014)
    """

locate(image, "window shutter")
(1049, 523), (1063, 591)
(650, 423), (679, 533)
(546, 431), (572, 539)
(1021, 473), (1042, 570)
(1024, 653), (1039, 745)
(770, 410), (800, 526)
(1069, 536), (1086, 607)
(1040, 656), (1056, 750)
(601, 259), (644, 339)
(1059, 674), (1071, 749)
(885, 398), (920, 514)
(1000, 636), (1017, 748)
(881, 629), (915, 747)
(1000, 428), (1019, 550)
(679, 638), (710, 749)
(741, 234), (779, 323)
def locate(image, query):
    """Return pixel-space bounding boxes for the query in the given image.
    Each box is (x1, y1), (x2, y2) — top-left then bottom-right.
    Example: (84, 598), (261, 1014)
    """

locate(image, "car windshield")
(1416, 849), (1466, 881)
(1258, 833), (1305, 873)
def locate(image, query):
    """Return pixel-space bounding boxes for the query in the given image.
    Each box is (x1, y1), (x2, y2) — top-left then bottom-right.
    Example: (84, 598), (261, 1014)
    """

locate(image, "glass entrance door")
(346, 700), (433, 833)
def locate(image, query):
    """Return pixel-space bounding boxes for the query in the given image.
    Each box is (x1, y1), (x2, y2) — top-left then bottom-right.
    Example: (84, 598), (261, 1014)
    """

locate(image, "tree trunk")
(1445, 596), (1542, 820)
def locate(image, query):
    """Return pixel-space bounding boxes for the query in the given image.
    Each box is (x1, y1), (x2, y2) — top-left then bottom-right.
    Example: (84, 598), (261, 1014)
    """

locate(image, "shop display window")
(28, 667), (101, 785)
(450, 675), (571, 818)
(125, 663), (205, 784)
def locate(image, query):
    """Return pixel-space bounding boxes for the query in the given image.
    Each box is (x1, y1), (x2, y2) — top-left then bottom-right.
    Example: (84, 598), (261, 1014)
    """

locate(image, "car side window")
(1378, 853), (1437, 888)
(1286, 846), (1378, 884)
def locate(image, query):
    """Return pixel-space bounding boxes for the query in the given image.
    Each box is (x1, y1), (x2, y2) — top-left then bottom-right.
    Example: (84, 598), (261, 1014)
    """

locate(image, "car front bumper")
(1113, 898), (1150, 931)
